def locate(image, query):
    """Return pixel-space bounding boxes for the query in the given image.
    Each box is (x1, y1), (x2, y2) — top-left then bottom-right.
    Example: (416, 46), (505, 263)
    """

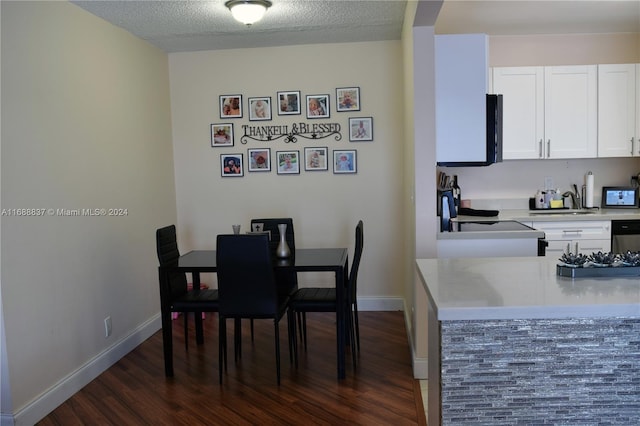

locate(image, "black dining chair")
(249, 218), (298, 333)
(156, 225), (219, 355)
(216, 233), (295, 385)
(289, 220), (364, 366)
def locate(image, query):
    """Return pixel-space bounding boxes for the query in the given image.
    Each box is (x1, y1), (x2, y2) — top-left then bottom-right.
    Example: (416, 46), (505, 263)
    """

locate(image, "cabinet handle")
(547, 139), (551, 158)
(631, 137), (634, 156)
(575, 242), (579, 254)
(539, 139), (543, 158)
(562, 229), (583, 234)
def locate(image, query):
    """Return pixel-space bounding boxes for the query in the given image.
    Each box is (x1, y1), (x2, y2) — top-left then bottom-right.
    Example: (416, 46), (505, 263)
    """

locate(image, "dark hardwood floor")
(37, 311), (426, 425)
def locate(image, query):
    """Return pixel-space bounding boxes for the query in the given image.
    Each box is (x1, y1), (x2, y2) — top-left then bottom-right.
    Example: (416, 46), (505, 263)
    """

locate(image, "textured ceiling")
(71, 0), (409, 52)
(71, 0), (640, 53)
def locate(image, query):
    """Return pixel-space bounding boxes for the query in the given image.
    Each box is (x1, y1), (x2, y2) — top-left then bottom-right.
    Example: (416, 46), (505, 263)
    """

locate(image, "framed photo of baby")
(304, 147), (328, 171)
(248, 148), (271, 172)
(277, 91), (301, 115)
(333, 150), (357, 174)
(211, 123), (234, 147)
(336, 87), (360, 112)
(306, 95), (330, 119)
(220, 95), (242, 118)
(349, 117), (373, 142)
(248, 97), (272, 121)
(276, 150), (300, 175)
(220, 154), (244, 177)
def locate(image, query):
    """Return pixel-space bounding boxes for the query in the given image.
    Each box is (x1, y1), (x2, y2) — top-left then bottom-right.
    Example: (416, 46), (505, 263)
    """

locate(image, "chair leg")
(234, 318), (242, 362)
(287, 310), (297, 367)
(353, 301), (360, 353)
(219, 317), (226, 384)
(183, 312), (189, 352)
(274, 318), (281, 385)
(348, 307), (357, 368)
(296, 312), (304, 343)
(302, 313), (308, 351)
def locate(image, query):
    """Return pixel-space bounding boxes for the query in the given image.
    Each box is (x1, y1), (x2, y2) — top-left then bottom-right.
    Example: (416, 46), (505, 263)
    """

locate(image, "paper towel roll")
(585, 171), (594, 208)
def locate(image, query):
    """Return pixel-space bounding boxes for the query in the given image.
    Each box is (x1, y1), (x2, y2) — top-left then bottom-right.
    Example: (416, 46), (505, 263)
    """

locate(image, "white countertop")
(482, 208), (640, 223)
(416, 257), (640, 321)
(438, 208), (640, 240)
(438, 221), (544, 240)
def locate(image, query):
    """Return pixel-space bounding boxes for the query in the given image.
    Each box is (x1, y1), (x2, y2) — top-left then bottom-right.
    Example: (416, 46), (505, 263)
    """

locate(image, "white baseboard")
(9, 314), (161, 426)
(402, 304), (428, 380)
(356, 296), (404, 311)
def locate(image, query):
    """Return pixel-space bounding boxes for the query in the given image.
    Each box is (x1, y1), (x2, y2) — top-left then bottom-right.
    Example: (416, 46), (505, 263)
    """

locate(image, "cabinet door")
(598, 64), (637, 157)
(493, 67), (544, 159)
(547, 239), (611, 257)
(435, 34), (488, 164)
(532, 220), (611, 257)
(637, 64), (640, 155)
(544, 66), (598, 159)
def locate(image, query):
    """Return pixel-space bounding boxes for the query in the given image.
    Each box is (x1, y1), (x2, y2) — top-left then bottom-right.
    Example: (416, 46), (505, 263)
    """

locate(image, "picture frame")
(306, 94), (330, 119)
(336, 87), (360, 112)
(276, 150), (300, 175)
(277, 91), (301, 115)
(210, 123), (234, 147)
(333, 150), (357, 174)
(220, 95), (242, 118)
(248, 96), (272, 121)
(349, 117), (373, 142)
(248, 148), (271, 172)
(220, 154), (244, 177)
(304, 147), (328, 171)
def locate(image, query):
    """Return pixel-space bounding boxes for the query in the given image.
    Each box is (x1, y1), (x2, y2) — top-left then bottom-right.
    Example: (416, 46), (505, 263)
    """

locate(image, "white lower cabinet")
(530, 220), (611, 257)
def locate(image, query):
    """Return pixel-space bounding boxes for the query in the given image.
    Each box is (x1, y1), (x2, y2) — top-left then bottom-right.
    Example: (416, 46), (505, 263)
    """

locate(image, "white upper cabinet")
(435, 34), (488, 164)
(493, 65), (597, 160)
(544, 65), (598, 159)
(493, 67), (544, 159)
(597, 64), (637, 157)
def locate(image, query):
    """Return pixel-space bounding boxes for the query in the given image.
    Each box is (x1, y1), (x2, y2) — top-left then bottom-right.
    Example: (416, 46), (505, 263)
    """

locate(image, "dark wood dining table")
(158, 247), (350, 379)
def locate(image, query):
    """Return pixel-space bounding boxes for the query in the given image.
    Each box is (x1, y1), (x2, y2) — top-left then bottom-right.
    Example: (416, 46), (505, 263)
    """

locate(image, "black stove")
(452, 220), (535, 232)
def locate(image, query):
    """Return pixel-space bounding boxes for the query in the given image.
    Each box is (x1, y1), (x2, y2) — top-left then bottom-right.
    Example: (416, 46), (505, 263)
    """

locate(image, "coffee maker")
(438, 189), (457, 232)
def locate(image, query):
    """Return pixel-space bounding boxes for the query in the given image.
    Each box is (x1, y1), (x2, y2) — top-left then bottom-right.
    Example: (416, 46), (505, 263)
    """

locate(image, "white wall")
(168, 42), (406, 302)
(1, 2), (176, 423)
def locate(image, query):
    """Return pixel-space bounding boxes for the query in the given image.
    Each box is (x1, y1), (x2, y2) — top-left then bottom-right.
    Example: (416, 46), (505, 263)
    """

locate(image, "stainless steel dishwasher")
(611, 220), (640, 252)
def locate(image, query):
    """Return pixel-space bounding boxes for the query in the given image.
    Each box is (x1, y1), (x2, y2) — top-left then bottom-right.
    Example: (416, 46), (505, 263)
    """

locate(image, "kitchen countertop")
(416, 257), (640, 321)
(437, 220), (545, 240)
(462, 208), (640, 223)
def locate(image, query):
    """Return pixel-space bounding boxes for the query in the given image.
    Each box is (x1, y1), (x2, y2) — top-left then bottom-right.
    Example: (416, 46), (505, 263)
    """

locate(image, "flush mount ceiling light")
(225, 0), (272, 26)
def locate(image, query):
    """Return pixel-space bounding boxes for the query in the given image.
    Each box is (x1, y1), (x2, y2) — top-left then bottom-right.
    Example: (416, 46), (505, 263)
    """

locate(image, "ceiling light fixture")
(225, 0), (272, 26)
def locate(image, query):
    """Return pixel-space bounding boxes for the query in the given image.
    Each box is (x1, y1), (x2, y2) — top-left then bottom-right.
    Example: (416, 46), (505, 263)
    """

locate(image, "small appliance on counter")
(601, 186), (639, 209)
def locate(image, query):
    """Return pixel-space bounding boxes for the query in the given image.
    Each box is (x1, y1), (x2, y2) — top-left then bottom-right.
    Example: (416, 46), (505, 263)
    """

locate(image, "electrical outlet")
(104, 316), (112, 338)
(544, 176), (554, 190)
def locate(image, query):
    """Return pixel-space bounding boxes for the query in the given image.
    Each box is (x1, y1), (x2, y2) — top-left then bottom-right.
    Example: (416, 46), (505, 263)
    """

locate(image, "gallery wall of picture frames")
(213, 87), (369, 177)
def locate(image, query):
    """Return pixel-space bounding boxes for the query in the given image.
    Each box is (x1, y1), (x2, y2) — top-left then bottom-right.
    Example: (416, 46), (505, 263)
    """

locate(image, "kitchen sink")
(529, 209), (596, 216)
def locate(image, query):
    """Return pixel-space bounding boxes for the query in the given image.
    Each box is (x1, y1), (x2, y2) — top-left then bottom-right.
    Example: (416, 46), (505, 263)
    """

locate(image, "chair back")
(216, 234), (279, 317)
(251, 218), (298, 296)
(156, 225), (188, 299)
(348, 220), (364, 304)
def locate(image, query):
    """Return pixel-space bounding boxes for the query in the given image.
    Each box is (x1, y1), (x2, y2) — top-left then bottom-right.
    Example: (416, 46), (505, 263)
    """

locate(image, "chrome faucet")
(562, 184), (582, 209)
